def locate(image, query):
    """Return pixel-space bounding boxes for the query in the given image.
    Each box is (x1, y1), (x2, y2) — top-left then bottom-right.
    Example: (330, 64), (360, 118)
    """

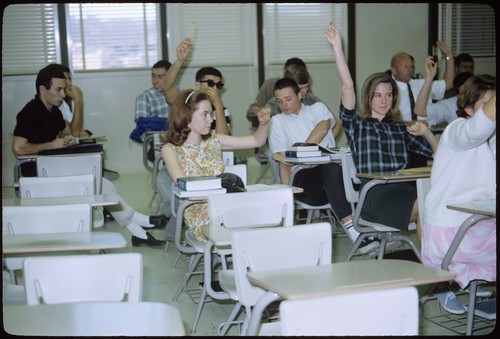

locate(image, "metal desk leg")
(245, 291), (280, 336)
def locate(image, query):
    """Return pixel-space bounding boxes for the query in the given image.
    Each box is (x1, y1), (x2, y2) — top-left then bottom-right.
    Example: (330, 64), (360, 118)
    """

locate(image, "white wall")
(2, 3), (496, 187)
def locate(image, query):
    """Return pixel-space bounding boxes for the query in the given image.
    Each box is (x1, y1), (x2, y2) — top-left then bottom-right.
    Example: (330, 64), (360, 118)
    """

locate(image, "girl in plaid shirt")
(324, 22), (438, 240)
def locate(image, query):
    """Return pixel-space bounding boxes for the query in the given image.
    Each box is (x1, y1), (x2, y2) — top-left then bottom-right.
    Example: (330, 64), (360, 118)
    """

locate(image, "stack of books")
(174, 175), (226, 197)
(284, 143), (331, 163)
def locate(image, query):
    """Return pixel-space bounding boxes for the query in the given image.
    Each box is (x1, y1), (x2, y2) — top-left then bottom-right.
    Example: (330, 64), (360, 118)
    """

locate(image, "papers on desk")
(173, 185), (226, 198)
(284, 155), (331, 163)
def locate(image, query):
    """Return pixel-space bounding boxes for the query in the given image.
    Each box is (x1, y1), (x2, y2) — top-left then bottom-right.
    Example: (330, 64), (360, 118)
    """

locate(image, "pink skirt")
(421, 219), (496, 289)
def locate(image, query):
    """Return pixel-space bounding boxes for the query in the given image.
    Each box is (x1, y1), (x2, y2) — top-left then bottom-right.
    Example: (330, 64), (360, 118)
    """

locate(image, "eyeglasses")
(198, 79), (224, 89)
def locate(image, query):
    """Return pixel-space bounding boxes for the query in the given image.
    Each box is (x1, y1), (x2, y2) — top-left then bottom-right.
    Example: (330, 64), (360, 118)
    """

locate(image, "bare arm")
(205, 87), (230, 135)
(161, 143), (186, 184)
(305, 119), (331, 144)
(414, 56), (437, 117)
(406, 121), (439, 154)
(482, 93), (496, 121)
(163, 38), (191, 105)
(12, 132), (76, 156)
(217, 106), (270, 149)
(332, 114), (342, 139)
(66, 85), (83, 136)
(436, 40), (454, 91)
(324, 22), (355, 110)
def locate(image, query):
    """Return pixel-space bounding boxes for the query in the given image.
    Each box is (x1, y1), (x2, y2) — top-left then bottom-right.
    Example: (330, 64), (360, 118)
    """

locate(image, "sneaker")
(465, 285), (493, 298)
(435, 291), (466, 315)
(357, 236), (380, 254)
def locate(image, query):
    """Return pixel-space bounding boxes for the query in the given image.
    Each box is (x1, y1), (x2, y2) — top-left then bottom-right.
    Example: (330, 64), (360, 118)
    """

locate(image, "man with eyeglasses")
(163, 38), (231, 135)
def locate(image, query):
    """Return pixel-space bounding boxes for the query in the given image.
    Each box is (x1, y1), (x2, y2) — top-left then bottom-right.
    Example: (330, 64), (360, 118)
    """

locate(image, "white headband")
(185, 90), (195, 104)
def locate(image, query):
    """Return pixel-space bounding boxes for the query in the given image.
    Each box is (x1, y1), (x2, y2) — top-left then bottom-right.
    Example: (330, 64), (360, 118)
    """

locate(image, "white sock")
(126, 222), (148, 239)
(342, 220), (359, 243)
(132, 212), (153, 227)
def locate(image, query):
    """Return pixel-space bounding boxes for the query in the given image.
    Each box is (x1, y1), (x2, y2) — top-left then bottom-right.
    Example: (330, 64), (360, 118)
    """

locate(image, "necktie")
(407, 83), (417, 120)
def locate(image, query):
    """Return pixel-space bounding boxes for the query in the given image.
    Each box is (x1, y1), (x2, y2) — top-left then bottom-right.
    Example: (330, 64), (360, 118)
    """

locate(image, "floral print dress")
(173, 136), (225, 241)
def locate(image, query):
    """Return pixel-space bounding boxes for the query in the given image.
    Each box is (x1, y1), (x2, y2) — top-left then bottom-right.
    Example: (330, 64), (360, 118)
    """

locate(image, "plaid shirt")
(340, 103), (432, 173)
(134, 87), (169, 122)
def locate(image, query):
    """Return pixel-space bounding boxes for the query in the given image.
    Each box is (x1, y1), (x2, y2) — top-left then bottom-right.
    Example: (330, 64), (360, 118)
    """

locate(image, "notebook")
(38, 143), (103, 155)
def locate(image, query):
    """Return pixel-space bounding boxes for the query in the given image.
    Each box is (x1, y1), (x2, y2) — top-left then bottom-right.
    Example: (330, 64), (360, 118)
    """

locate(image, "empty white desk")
(2, 231), (127, 255)
(3, 301), (185, 336)
(246, 259), (454, 335)
(2, 194), (120, 207)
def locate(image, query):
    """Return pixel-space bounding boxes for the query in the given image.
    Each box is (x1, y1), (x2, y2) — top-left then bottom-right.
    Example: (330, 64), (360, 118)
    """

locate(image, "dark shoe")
(131, 232), (166, 247)
(103, 208), (115, 222)
(149, 215), (169, 229)
(357, 236), (380, 254)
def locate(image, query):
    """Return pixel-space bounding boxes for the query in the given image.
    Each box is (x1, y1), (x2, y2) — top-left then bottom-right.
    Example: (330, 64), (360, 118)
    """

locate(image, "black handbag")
(217, 172), (246, 193)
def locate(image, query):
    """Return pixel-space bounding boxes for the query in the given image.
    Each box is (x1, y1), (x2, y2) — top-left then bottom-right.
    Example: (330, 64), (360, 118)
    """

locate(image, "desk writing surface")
(447, 199), (496, 217)
(356, 170), (431, 180)
(246, 260), (454, 300)
(2, 231), (127, 254)
(3, 302), (185, 336)
(2, 194), (120, 207)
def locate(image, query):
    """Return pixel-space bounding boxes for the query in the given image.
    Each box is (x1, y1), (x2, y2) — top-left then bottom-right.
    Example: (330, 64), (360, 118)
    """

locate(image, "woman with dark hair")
(422, 75), (496, 314)
(160, 89), (270, 241)
(324, 21), (438, 243)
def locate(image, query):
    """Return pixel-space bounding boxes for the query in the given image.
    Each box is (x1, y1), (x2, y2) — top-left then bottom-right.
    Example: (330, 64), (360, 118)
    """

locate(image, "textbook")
(288, 142), (319, 152)
(173, 186), (226, 198)
(284, 155), (331, 164)
(284, 150), (323, 158)
(177, 176), (222, 191)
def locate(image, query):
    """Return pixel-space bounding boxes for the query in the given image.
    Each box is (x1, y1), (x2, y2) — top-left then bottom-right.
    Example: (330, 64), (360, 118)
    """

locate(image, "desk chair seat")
(341, 155), (421, 261)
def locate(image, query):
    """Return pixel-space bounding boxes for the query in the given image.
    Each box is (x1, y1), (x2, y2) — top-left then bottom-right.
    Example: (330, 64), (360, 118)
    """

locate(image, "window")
(439, 3), (495, 57)
(2, 4), (59, 75)
(166, 3), (257, 67)
(263, 3), (348, 65)
(67, 3), (159, 71)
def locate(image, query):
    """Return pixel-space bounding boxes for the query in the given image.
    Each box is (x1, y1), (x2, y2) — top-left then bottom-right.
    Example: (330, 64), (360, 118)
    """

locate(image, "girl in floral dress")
(161, 89), (270, 241)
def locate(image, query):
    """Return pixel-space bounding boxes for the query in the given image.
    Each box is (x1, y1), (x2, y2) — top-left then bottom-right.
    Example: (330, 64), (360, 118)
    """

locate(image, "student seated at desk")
(161, 89), (270, 242)
(324, 22), (438, 241)
(268, 77), (379, 254)
(422, 75), (496, 314)
(11, 64), (167, 247)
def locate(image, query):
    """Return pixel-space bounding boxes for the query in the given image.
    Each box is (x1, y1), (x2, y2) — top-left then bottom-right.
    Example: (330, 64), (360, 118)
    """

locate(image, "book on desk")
(177, 175), (222, 191)
(284, 155), (331, 163)
(172, 186), (226, 198)
(290, 142), (351, 155)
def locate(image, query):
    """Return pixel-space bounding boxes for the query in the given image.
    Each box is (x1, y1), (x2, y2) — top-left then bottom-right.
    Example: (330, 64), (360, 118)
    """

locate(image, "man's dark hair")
(453, 72), (474, 93)
(284, 57), (306, 69)
(35, 64), (66, 95)
(274, 77), (300, 95)
(195, 67), (222, 81)
(152, 60), (172, 70)
(454, 53), (474, 67)
(45, 63), (71, 74)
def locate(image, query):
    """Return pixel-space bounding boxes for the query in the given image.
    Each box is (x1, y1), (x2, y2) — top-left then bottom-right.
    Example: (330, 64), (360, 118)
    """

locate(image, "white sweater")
(424, 106), (496, 228)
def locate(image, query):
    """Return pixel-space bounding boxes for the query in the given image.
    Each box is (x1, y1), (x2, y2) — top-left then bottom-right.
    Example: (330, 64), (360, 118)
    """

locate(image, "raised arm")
(66, 85), (84, 136)
(205, 87), (230, 135)
(436, 40), (454, 91)
(414, 56), (438, 117)
(324, 22), (355, 110)
(163, 38), (191, 105)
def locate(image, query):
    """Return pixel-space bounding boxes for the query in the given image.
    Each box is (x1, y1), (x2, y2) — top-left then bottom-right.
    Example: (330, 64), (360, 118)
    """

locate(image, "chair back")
(2, 204), (92, 235)
(341, 154), (361, 207)
(231, 222), (332, 307)
(222, 151), (235, 166)
(225, 164), (247, 187)
(207, 187), (294, 245)
(279, 286), (418, 335)
(19, 174), (95, 198)
(416, 177), (431, 229)
(36, 154), (103, 193)
(23, 253), (143, 305)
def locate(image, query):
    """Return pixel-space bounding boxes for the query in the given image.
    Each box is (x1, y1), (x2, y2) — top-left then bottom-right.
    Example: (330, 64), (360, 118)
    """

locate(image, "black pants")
(292, 162), (352, 220)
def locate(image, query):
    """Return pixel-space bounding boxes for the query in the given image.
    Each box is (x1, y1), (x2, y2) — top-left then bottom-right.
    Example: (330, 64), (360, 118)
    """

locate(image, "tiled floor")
(3, 156), (495, 335)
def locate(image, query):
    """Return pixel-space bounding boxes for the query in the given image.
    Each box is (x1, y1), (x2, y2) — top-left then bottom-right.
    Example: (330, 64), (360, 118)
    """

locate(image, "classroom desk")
(2, 231), (127, 255)
(346, 168), (432, 261)
(246, 259), (454, 336)
(3, 301), (185, 336)
(2, 193), (120, 207)
(171, 184), (303, 254)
